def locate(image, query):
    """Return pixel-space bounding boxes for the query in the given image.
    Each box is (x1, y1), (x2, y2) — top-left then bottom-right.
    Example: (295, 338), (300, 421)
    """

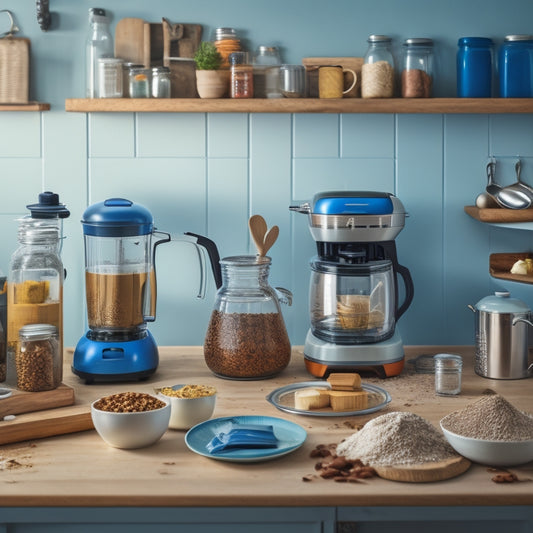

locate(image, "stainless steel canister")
(468, 291), (533, 379)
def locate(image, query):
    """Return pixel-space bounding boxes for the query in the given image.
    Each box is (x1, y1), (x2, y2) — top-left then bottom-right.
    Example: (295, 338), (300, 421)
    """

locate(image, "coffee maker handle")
(144, 230), (172, 322)
(395, 263), (414, 320)
(185, 232), (223, 291)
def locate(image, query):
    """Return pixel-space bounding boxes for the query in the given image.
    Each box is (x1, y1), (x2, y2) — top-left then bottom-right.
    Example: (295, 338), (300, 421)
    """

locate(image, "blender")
(72, 198), (220, 383)
(290, 191), (414, 378)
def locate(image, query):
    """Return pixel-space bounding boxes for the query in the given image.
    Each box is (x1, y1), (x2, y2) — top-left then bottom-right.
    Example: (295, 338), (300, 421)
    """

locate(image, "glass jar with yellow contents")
(128, 67), (151, 98)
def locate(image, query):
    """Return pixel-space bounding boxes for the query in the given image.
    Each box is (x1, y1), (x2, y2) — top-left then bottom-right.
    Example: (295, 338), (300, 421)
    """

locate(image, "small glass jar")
(152, 66), (171, 98)
(253, 46), (282, 98)
(203, 256), (292, 380)
(129, 67), (151, 98)
(401, 38), (434, 98)
(457, 37), (493, 97)
(434, 354), (462, 396)
(122, 63), (143, 97)
(17, 324), (61, 392)
(362, 35), (395, 98)
(97, 58), (123, 98)
(230, 52), (254, 98)
(499, 35), (533, 97)
(214, 27), (241, 69)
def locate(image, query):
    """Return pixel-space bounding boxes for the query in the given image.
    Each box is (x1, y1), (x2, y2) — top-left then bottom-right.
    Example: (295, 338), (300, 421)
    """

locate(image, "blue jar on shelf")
(499, 35), (533, 97)
(457, 37), (493, 97)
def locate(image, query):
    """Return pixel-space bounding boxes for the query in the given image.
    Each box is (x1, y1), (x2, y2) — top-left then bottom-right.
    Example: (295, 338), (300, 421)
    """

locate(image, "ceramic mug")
(318, 65), (357, 98)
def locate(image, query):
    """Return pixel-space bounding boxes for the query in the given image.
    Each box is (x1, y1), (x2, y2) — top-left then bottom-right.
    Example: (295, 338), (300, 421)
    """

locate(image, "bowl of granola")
(91, 391), (170, 449)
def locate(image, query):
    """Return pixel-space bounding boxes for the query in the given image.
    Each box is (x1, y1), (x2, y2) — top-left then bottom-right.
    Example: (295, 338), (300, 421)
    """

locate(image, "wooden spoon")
(248, 215), (267, 255)
(262, 225), (279, 256)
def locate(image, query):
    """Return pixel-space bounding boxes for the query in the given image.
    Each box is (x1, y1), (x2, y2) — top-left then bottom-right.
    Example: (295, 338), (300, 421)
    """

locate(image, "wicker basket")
(0, 36), (29, 104)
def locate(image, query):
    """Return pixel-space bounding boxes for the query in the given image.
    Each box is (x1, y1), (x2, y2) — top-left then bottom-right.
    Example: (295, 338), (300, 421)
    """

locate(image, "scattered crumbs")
(162, 461), (176, 466)
(3, 415), (16, 421)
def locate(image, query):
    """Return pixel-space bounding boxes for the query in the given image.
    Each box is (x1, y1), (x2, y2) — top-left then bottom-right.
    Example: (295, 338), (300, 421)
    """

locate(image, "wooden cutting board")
(115, 17), (146, 65)
(374, 456), (471, 483)
(0, 383), (75, 418)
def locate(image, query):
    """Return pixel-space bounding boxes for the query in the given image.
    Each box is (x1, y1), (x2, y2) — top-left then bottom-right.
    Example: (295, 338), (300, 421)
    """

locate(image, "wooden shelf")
(0, 102), (50, 111)
(464, 205), (533, 223)
(490, 253), (533, 285)
(66, 97), (533, 114)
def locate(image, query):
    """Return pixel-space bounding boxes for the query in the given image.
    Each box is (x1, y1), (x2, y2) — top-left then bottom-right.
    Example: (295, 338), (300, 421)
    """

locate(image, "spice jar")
(401, 38), (434, 98)
(97, 58), (123, 98)
(128, 67), (151, 98)
(122, 63), (143, 97)
(499, 35), (533, 97)
(17, 324), (60, 392)
(434, 354), (462, 396)
(253, 46), (282, 98)
(151, 66), (171, 98)
(230, 51), (253, 98)
(361, 35), (395, 98)
(457, 37), (493, 97)
(203, 255), (292, 380)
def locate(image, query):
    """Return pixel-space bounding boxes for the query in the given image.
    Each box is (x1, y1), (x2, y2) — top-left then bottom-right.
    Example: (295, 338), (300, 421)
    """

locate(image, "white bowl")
(441, 424), (533, 466)
(91, 398), (170, 449)
(159, 385), (216, 430)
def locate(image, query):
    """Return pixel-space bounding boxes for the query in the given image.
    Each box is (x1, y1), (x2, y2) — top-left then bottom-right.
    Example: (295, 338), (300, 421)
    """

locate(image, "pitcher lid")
(475, 291), (530, 313)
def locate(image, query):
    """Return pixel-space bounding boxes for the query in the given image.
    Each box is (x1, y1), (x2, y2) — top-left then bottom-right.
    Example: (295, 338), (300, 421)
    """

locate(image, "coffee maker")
(72, 198), (220, 383)
(290, 191), (414, 378)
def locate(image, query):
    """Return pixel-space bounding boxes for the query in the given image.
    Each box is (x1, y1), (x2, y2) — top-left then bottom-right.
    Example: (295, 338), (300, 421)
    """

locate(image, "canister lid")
(504, 35), (533, 41)
(19, 323), (58, 340)
(475, 291), (530, 313)
(82, 198), (154, 237)
(26, 191), (70, 219)
(403, 38), (433, 47)
(368, 34), (392, 43)
(458, 37), (493, 47)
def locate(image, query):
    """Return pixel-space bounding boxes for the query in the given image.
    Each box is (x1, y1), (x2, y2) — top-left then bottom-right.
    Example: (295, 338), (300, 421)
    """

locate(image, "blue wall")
(1, 0), (533, 349)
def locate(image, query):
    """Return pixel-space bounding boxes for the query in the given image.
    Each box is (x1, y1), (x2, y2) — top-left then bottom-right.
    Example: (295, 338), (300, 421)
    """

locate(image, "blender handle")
(395, 263), (414, 320)
(185, 232), (222, 290)
(144, 230), (171, 322)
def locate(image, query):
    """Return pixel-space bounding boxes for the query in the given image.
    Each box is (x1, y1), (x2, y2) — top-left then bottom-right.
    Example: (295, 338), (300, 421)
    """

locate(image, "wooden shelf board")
(464, 205), (533, 223)
(0, 102), (50, 111)
(490, 252), (533, 285)
(66, 97), (533, 114)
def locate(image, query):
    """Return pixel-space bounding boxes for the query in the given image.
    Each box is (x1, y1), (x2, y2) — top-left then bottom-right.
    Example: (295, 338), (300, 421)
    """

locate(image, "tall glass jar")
(6, 192), (69, 388)
(253, 46), (282, 98)
(230, 51), (254, 98)
(151, 66), (171, 98)
(401, 38), (434, 97)
(85, 8), (113, 98)
(203, 256), (292, 380)
(362, 35), (395, 98)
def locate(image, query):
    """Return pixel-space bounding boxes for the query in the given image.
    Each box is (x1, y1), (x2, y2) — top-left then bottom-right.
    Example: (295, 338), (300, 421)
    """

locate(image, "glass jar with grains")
(362, 34), (395, 98)
(203, 256), (292, 380)
(401, 38), (434, 97)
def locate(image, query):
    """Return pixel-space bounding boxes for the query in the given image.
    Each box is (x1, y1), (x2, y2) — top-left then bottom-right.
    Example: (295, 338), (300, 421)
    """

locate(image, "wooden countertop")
(0, 346), (532, 508)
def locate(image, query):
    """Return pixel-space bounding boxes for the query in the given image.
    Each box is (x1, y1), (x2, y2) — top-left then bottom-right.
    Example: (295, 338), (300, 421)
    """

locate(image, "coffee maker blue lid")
(82, 198), (154, 237)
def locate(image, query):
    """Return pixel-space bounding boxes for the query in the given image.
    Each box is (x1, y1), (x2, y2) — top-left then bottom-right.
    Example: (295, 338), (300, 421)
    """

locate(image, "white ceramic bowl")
(440, 424), (533, 466)
(91, 397), (170, 449)
(159, 385), (216, 430)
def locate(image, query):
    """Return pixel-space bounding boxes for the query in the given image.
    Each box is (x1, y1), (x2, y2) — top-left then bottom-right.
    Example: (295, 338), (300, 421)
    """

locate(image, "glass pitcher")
(204, 255), (292, 380)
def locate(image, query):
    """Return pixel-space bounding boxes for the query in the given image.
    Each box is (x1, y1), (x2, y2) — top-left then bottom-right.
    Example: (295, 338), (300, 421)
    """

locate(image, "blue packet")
(206, 423), (279, 454)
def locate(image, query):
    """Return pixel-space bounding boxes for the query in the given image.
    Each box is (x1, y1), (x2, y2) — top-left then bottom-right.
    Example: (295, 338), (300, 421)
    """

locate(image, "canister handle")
(274, 287), (293, 306)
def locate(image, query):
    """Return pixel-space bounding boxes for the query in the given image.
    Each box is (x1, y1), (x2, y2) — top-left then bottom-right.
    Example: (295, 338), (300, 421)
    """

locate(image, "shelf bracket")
(36, 0), (51, 32)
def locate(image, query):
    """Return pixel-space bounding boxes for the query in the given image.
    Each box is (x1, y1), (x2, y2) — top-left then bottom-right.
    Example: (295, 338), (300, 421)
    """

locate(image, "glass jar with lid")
(361, 34), (395, 98)
(97, 57), (123, 98)
(203, 256), (292, 380)
(213, 27), (241, 69)
(499, 35), (533, 97)
(151, 66), (171, 98)
(401, 38), (434, 97)
(229, 51), (254, 98)
(253, 46), (282, 98)
(17, 324), (60, 392)
(7, 192), (69, 388)
(128, 67), (151, 98)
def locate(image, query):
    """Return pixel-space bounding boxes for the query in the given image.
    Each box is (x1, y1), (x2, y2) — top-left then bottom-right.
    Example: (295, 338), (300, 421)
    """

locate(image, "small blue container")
(457, 37), (493, 97)
(499, 35), (533, 97)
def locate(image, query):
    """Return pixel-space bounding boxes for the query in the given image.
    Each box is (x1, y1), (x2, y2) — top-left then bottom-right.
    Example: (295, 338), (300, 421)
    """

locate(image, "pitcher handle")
(144, 230), (171, 322)
(275, 287), (293, 306)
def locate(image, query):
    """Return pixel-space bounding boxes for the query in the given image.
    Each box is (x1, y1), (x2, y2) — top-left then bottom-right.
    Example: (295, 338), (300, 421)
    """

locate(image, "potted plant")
(194, 42), (228, 99)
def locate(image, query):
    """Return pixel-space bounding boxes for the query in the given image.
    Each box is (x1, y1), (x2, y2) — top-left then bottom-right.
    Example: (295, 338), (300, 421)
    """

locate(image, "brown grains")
(204, 310), (291, 379)
(94, 392), (166, 413)
(16, 339), (56, 392)
(401, 68), (432, 97)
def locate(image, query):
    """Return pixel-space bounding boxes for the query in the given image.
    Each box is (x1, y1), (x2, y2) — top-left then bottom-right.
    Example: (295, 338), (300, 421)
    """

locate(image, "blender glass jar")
(309, 258), (395, 344)
(204, 255), (292, 379)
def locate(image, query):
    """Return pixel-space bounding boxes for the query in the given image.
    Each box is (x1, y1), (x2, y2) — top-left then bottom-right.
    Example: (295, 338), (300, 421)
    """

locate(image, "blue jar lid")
(475, 291), (530, 314)
(458, 37), (493, 47)
(82, 198), (154, 237)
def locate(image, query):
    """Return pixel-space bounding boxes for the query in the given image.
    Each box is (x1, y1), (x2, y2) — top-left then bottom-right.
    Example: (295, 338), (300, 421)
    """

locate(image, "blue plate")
(185, 415), (307, 463)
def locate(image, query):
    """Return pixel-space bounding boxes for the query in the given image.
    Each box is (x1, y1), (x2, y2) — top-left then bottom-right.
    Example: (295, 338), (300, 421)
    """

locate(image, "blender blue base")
(72, 331), (159, 383)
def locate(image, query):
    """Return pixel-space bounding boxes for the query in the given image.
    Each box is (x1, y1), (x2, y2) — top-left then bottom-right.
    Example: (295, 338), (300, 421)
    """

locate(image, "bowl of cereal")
(157, 384), (216, 430)
(91, 392), (170, 449)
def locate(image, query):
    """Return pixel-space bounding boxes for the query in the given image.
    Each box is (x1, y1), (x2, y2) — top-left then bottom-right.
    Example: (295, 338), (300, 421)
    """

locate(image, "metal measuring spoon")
(486, 160), (531, 209)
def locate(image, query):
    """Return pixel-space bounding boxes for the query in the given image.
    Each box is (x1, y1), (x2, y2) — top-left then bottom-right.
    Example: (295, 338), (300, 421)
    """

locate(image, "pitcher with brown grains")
(204, 255), (292, 380)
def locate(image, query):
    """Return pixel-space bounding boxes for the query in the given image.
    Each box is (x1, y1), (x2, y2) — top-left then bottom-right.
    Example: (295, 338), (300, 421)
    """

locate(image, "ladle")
(485, 159), (531, 209)
(500, 159), (533, 202)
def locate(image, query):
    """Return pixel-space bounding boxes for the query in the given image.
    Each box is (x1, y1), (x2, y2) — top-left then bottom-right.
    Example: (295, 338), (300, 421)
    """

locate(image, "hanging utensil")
(486, 159), (531, 210)
(508, 158), (533, 199)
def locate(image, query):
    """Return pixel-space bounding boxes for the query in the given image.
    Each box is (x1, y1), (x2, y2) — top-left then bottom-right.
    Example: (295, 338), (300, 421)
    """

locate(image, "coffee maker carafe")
(72, 198), (220, 383)
(290, 191), (414, 378)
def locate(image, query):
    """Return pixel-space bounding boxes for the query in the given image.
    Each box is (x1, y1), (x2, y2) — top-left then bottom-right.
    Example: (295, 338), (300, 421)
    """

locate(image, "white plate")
(185, 415), (307, 463)
(266, 381), (391, 417)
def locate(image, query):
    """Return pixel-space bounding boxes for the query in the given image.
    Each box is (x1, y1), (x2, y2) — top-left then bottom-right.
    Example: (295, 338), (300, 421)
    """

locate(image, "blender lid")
(82, 198), (154, 236)
(311, 191), (399, 216)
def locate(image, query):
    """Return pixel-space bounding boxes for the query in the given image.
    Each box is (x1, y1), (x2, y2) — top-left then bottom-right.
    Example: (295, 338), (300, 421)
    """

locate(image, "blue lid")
(81, 198), (154, 237)
(312, 191), (394, 215)
(458, 37), (493, 47)
(26, 191), (70, 219)
(475, 291), (530, 314)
